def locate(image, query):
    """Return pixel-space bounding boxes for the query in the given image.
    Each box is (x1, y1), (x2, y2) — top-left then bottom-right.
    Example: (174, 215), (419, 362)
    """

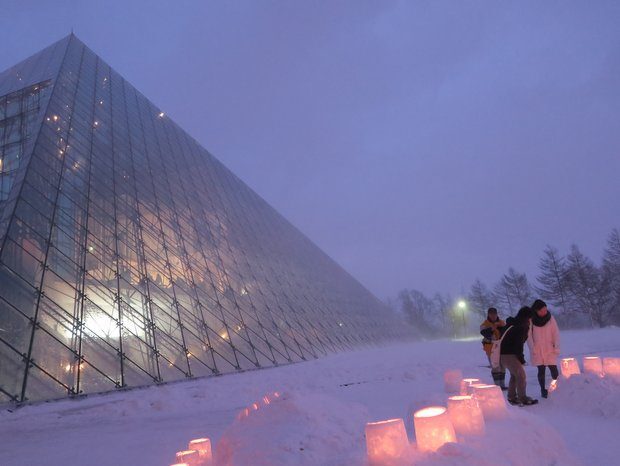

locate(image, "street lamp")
(457, 300), (466, 336)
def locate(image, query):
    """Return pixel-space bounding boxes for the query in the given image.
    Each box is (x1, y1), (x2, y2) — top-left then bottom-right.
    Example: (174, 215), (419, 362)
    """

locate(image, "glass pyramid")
(0, 35), (405, 403)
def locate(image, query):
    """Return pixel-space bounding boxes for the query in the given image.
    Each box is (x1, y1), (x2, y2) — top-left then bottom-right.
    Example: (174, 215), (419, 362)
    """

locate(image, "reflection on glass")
(0, 35), (406, 404)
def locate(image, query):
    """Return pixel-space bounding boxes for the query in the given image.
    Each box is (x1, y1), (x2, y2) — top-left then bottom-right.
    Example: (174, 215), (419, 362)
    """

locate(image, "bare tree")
(398, 289), (417, 326)
(397, 289), (453, 337)
(565, 245), (613, 327)
(410, 290), (439, 331)
(395, 228), (620, 331)
(432, 292), (454, 334)
(602, 229), (620, 323)
(398, 289), (434, 334)
(536, 245), (570, 315)
(494, 268), (534, 314)
(468, 279), (495, 317)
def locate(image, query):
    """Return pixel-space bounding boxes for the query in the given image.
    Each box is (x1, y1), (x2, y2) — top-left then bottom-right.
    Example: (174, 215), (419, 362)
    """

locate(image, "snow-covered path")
(1, 328), (619, 465)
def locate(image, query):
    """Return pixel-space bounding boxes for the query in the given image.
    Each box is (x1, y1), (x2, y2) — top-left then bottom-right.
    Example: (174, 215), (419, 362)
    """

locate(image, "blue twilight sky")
(1, 1), (619, 301)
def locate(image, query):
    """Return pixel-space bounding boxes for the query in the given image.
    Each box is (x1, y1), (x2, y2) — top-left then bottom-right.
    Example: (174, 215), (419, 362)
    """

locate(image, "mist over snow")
(1, 327), (619, 465)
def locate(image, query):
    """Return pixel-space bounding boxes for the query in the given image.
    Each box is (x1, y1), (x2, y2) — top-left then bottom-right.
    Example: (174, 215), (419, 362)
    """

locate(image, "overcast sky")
(2, 1), (619, 301)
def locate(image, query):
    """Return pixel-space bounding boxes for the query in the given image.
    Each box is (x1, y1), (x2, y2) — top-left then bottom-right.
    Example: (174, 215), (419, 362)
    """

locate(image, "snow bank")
(214, 391), (368, 466)
(547, 373), (620, 419)
(404, 410), (580, 466)
(211, 389), (579, 466)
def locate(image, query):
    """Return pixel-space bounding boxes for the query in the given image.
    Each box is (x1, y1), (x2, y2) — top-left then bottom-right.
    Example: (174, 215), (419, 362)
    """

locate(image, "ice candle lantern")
(443, 369), (463, 394)
(603, 357), (620, 379)
(459, 378), (481, 395)
(548, 379), (558, 393)
(447, 395), (485, 436)
(175, 450), (200, 465)
(561, 358), (581, 378)
(413, 406), (457, 452)
(188, 438), (212, 464)
(472, 384), (507, 419)
(583, 357), (604, 377)
(365, 418), (409, 464)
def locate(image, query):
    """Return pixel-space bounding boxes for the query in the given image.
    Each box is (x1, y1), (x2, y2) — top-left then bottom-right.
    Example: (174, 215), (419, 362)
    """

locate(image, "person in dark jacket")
(480, 307), (507, 390)
(500, 306), (538, 406)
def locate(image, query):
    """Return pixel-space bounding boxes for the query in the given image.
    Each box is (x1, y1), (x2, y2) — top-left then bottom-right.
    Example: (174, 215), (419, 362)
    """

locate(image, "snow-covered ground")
(1, 328), (619, 466)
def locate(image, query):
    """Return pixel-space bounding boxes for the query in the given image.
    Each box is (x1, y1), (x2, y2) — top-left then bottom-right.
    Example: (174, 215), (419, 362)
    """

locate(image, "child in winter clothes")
(480, 307), (507, 390)
(528, 299), (560, 398)
(500, 306), (538, 406)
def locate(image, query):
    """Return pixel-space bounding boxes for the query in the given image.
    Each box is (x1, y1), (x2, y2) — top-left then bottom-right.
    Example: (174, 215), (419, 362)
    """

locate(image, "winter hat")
(531, 299), (547, 312)
(515, 306), (532, 323)
(487, 307), (498, 315)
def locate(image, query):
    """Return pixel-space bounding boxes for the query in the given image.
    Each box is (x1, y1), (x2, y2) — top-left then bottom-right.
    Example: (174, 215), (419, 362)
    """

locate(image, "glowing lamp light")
(447, 395), (485, 436)
(472, 384), (507, 419)
(413, 406), (457, 453)
(561, 358), (581, 378)
(170, 463), (189, 466)
(603, 357), (620, 379)
(175, 450), (199, 465)
(444, 369), (463, 394)
(365, 418), (409, 464)
(188, 438), (212, 464)
(459, 378), (481, 395)
(583, 356), (604, 377)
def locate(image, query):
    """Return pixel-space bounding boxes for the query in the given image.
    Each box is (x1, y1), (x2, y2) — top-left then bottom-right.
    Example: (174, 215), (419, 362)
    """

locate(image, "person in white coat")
(528, 299), (560, 398)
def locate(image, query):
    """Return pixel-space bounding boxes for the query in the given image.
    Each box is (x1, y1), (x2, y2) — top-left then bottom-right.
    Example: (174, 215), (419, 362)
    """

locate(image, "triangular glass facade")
(0, 35), (405, 403)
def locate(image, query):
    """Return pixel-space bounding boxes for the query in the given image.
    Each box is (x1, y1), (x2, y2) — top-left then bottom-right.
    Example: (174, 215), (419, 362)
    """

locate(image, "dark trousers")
(501, 354), (527, 401)
(537, 365), (559, 390)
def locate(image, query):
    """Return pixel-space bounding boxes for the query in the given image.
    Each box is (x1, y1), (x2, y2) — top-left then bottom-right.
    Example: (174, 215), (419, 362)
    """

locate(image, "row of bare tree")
(394, 228), (620, 334)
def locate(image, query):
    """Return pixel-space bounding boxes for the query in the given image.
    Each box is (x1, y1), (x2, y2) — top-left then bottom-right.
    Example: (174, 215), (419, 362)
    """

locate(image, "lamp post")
(457, 300), (466, 336)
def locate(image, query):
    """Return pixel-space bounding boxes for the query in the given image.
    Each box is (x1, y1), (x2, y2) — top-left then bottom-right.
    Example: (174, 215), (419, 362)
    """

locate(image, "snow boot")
(493, 372), (508, 391)
(521, 396), (538, 406)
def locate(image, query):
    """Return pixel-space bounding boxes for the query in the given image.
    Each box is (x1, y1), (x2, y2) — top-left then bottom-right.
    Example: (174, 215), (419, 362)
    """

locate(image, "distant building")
(0, 35), (406, 403)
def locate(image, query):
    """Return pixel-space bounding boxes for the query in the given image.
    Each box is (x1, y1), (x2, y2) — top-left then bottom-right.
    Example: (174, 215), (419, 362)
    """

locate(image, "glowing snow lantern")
(188, 438), (212, 464)
(175, 450), (199, 465)
(472, 384), (507, 419)
(549, 379), (558, 393)
(561, 358), (581, 378)
(583, 356), (604, 377)
(444, 369), (463, 394)
(459, 378), (481, 395)
(603, 357), (620, 379)
(413, 406), (457, 452)
(447, 395), (485, 436)
(365, 418), (409, 464)
(237, 407), (250, 420)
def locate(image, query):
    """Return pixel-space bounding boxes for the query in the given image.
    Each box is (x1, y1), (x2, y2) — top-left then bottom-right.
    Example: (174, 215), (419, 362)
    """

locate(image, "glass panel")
(0, 34), (407, 404)
(0, 80), (52, 202)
